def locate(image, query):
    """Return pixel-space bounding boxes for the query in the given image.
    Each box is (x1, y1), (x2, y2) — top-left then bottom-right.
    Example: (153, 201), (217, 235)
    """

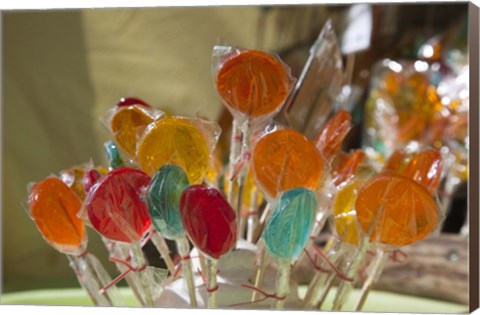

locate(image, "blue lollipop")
(262, 187), (317, 309)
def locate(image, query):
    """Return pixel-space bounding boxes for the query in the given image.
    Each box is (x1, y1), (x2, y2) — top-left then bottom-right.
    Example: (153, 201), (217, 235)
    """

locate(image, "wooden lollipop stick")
(354, 248), (389, 311)
(130, 242), (155, 307)
(101, 239), (146, 306)
(206, 258), (219, 308)
(176, 236), (198, 307)
(68, 254), (116, 306)
(149, 230), (176, 275)
(273, 260), (291, 309)
(251, 245), (269, 302)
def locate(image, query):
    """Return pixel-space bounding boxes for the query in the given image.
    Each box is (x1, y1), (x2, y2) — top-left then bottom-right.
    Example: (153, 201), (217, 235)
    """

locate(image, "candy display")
(20, 10), (469, 313)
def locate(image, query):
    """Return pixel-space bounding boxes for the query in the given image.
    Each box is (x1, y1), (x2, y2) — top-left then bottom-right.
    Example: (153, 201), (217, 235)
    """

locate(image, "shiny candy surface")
(28, 177), (85, 254)
(355, 174), (438, 246)
(104, 140), (124, 169)
(86, 167), (151, 243)
(116, 97), (151, 108)
(333, 150), (366, 187)
(315, 110), (352, 162)
(82, 169), (102, 194)
(60, 167), (86, 200)
(252, 129), (325, 198)
(263, 188), (317, 262)
(216, 50), (291, 118)
(111, 105), (154, 158)
(147, 165), (189, 240)
(402, 149), (443, 195)
(137, 117), (210, 184)
(180, 185), (237, 259)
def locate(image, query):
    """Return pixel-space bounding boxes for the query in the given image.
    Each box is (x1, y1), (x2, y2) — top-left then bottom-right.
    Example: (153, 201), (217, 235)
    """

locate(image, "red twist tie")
(99, 257), (147, 294)
(248, 210), (259, 216)
(207, 285), (219, 293)
(229, 284), (286, 307)
(303, 249), (331, 274)
(234, 135), (243, 142)
(391, 250), (408, 263)
(310, 243), (354, 283)
(78, 250), (89, 258)
(229, 152), (251, 181)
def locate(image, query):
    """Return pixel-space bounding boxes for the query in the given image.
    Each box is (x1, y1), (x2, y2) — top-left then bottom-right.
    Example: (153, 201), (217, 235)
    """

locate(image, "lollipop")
(213, 47), (294, 234)
(137, 116), (216, 184)
(28, 177), (121, 306)
(314, 110), (352, 163)
(331, 172), (440, 311)
(85, 167), (160, 306)
(106, 97), (162, 161)
(262, 187), (317, 309)
(147, 165), (198, 307)
(252, 128), (325, 199)
(250, 127), (325, 301)
(180, 185), (237, 308)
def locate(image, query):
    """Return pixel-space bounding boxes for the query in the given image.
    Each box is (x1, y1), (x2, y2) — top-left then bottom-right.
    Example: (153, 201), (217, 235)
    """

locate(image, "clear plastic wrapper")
(212, 46), (295, 125)
(101, 99), (164, 162)
(282, 20), (345, 139)
(136, 115), (220, 184)
(84, 167), (152, 243)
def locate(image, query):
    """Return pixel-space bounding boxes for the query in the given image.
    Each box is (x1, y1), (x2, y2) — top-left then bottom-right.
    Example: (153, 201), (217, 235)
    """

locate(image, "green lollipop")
(146, 164), (198, 307)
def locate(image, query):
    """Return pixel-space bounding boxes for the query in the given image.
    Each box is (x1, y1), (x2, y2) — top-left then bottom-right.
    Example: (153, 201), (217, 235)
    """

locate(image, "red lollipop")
(180, 185), (237, 259)
(86, 167), (152, 243)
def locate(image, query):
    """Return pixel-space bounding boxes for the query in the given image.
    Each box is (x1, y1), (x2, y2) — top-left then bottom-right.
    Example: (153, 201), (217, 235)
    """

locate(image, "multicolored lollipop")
(137, 116), (215, 184)
(180, 185), (237, 308)
(262, 187), (317, 309)
(28, 177), (120, 306)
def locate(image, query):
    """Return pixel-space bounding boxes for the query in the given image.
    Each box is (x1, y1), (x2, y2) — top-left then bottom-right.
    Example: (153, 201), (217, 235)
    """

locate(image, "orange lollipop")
(402, 149), (443, 195)
(333, 149), (366, 187)
(383, 149), (408, 174)
(355, 174), (438, 247)
(315, 110), (352, 163)
(215, 50), (292, 119)
(28, 177), (85, 254)
(110, 103), (157, 158)
(252, 128), (325, 198)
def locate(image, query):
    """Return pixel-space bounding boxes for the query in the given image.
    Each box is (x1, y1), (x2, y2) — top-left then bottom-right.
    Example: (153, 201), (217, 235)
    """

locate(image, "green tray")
(1, 286), (468, 313)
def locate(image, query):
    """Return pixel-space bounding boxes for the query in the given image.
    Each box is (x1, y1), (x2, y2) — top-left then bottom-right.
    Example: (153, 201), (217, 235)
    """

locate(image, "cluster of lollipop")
(26, 35), (447, 310)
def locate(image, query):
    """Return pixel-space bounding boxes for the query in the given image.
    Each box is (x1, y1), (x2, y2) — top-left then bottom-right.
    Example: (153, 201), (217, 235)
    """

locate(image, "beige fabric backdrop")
(2, 6), (326, 292)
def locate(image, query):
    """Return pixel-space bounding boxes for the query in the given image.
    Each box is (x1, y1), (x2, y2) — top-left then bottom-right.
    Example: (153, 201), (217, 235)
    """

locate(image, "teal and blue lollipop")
(262, 187), (317, 309)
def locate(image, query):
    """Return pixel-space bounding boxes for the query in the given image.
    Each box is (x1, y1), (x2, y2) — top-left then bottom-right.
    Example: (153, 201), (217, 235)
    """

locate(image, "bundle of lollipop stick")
(26, 20), (468, 311)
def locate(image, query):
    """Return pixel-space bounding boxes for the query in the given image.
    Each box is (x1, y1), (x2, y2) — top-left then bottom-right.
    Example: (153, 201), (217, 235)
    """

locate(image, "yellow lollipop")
(137, 116), (210, 184)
